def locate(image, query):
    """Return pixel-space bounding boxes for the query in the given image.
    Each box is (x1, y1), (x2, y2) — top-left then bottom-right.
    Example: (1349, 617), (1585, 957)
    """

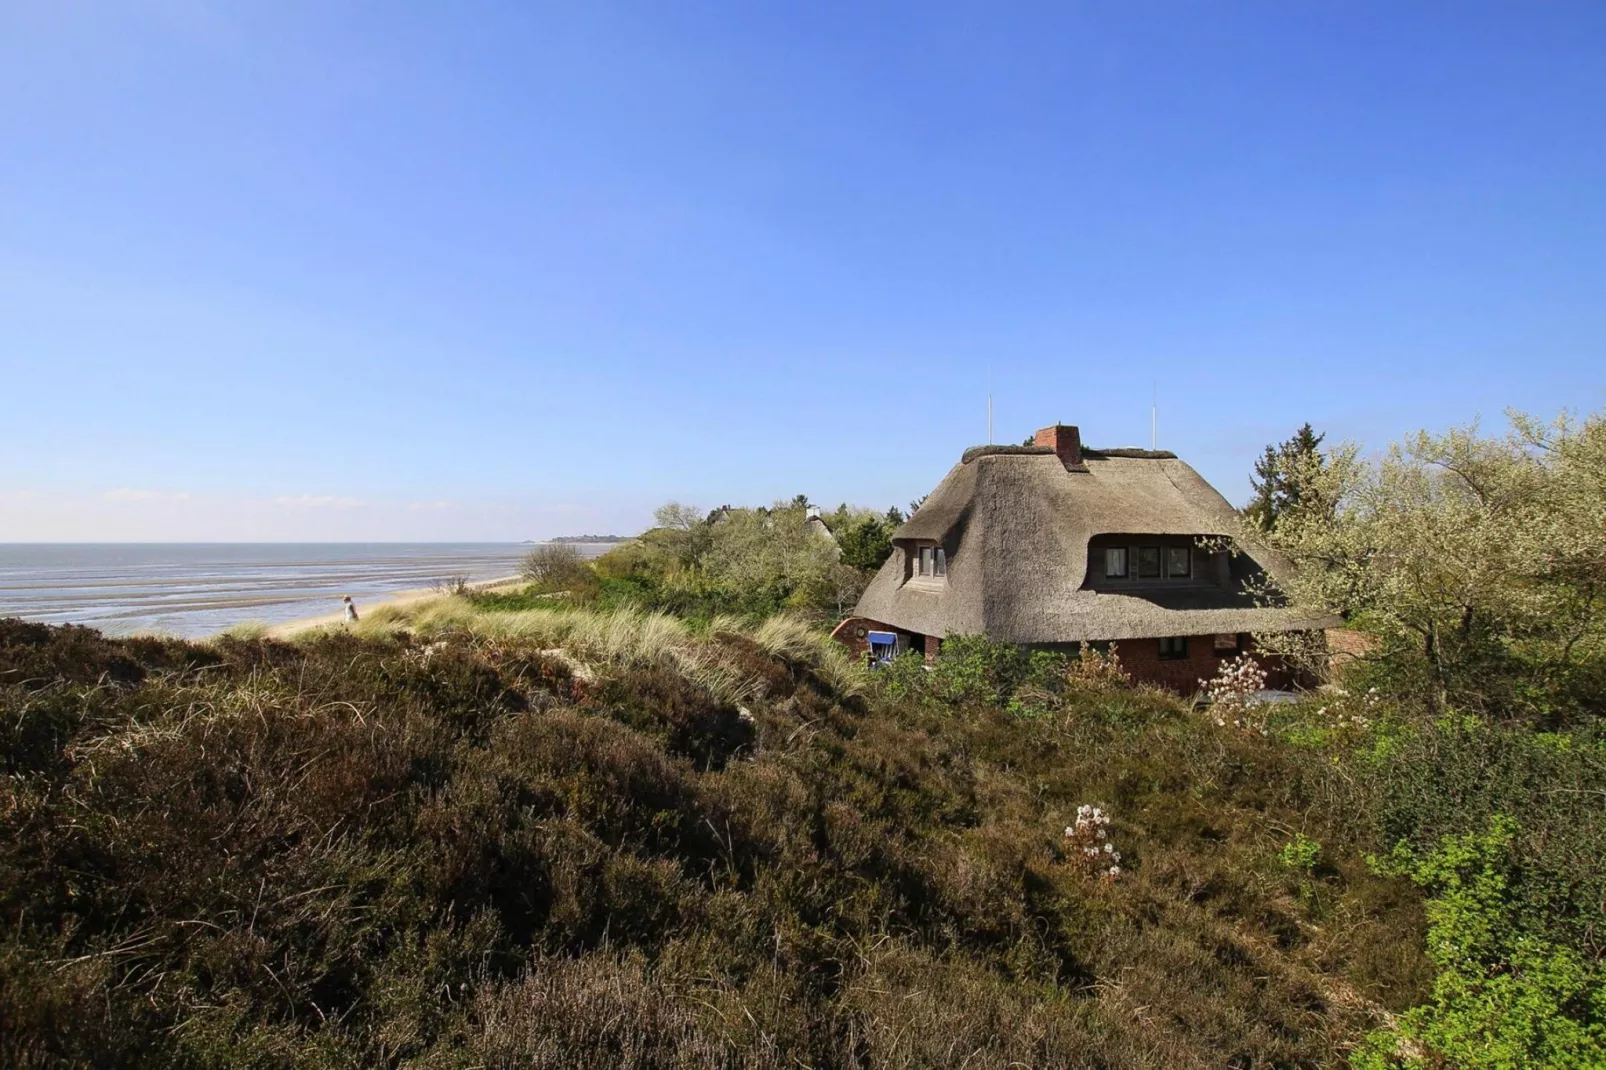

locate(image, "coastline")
(261, 575), (524, 639)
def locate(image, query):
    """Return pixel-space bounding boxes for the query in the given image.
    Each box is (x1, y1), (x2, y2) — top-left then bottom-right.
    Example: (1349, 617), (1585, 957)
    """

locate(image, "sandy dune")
(262, 575), (523, 638)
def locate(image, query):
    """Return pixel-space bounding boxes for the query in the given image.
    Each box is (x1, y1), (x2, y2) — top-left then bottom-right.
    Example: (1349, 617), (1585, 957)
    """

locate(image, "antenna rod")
(986, 366), (993, 444)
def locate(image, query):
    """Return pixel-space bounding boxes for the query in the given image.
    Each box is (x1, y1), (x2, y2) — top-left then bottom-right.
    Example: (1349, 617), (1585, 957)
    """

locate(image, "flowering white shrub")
(1064, 804), (1122, 880)
(1199, 654), (1268, 731)
(1314, 686), (1380, 731)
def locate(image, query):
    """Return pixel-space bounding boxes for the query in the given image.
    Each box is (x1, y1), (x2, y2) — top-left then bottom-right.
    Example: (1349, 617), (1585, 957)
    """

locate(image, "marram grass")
(332, 596), (867, 702)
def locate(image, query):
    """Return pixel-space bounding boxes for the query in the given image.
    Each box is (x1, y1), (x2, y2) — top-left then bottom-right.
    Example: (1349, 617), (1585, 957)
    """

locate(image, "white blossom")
(1064, 802), (1124, 881)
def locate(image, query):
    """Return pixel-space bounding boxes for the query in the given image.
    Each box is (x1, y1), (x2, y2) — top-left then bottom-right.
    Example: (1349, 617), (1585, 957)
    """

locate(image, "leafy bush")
(575, 499), (902, 621)
(1280, 833), (1322, 874)
(877, 635), (1137, 722)
(1358, 719), (1606, 956)
(519, 543), (596, 596)
(1357, 817), (1606, 1069)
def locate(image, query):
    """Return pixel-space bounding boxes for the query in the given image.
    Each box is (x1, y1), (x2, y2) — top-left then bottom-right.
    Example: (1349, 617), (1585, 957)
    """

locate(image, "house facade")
(833, 424), (1338, 692)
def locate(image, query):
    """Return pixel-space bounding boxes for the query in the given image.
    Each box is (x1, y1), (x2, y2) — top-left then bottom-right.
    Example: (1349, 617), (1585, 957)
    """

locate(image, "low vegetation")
(510, 498), (903, 624)
(3, 406), (1602, 1066)
(3, 611), (1435, 1068)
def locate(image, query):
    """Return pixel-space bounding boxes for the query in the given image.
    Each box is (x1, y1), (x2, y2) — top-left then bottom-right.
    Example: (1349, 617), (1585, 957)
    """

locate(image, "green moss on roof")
(959, 445), (1177, 464)
(1082, 447), (1178, 460)
(960, 445), (1054, 463)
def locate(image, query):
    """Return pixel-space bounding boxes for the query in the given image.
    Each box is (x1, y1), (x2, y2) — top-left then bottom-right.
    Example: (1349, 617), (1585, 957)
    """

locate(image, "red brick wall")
(1112, 636), (1223, 692)
(923, 634), (943, 663)
(1111, 635), (1302, 694)
(1326, 628), (1376, 670)
(829, 616), (891, 658)
(1032, 424), (1083, 468)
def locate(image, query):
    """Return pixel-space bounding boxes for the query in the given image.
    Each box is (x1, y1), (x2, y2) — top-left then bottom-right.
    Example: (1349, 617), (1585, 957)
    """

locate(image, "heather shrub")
(0, 619), (1432, 1066)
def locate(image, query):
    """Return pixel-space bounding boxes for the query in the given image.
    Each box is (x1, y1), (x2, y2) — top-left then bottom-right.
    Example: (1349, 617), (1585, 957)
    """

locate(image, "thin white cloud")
(273, 494), (366, 510)
(104, 488), (190, 502)
(407, 500), (452, 511)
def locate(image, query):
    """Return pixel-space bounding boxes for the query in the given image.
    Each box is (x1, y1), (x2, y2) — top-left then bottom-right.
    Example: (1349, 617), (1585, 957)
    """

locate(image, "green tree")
(701, 500), (843, 609)
(1245, 423), (1328, 531)
(519, 543), (589, 591)
(837, 515), (896, 571)
(651, 501), (714, 571)
(1250, 408), (1606, 716)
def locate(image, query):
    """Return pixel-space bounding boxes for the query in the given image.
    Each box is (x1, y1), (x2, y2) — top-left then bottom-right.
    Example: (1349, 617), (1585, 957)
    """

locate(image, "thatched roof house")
(840, 424), (1337, 689)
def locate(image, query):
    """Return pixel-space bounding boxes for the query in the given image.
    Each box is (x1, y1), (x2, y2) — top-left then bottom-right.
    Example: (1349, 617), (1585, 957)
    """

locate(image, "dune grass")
(339, 595), (868, 706)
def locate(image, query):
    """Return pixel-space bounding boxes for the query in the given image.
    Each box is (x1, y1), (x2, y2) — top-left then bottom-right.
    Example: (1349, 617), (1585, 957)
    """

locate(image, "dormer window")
(1086, 535), (1213, 591)
(916, 546), (947, 578)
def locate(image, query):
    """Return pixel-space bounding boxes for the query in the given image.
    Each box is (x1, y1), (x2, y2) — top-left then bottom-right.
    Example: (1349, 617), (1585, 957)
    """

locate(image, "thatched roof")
(853, 447), (1338, 644)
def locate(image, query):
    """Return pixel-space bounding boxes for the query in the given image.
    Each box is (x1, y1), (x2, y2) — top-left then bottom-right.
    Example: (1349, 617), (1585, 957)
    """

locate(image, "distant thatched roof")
(854, 448), (1337, 644)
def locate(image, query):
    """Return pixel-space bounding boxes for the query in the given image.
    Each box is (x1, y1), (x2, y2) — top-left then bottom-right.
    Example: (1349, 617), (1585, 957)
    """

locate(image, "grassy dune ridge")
(2, 605), (1432, 1068)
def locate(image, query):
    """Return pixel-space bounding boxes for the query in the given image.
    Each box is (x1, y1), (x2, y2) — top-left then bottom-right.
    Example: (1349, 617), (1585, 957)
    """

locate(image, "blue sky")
(2, 1), (1602, 541)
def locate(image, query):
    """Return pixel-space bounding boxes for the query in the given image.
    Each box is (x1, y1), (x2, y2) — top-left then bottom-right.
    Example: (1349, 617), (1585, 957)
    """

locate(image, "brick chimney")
(1033, 424), (1084, 469)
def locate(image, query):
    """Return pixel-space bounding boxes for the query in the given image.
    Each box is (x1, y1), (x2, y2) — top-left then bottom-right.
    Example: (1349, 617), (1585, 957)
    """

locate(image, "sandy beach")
(263, 575), (523, 638)
(0, 543), (546, 639)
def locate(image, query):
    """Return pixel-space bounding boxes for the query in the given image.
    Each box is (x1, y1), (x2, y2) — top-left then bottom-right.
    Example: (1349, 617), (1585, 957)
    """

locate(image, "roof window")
(915, 546), (947, 579)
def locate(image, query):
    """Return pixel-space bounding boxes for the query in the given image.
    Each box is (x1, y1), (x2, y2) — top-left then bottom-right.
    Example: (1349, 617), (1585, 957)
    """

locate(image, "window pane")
(1167, 546), (1191, 578)
(1105, 547), (1127, 578)
(1137, 546), (1161, 578)
(934, 549), (947, 576)
(920, 547), (932, 575)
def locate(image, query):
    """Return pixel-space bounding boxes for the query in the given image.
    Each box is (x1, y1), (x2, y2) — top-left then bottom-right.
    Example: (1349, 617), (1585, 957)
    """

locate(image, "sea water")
(0, 543), (612, 639)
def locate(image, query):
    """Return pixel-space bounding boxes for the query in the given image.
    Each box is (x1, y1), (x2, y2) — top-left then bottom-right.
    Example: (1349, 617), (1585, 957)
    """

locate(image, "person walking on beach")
(343, 595), (359, 623)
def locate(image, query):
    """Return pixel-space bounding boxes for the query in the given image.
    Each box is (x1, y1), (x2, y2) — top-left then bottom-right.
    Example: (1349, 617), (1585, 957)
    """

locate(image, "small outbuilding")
(833, 424), (1338, 691)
